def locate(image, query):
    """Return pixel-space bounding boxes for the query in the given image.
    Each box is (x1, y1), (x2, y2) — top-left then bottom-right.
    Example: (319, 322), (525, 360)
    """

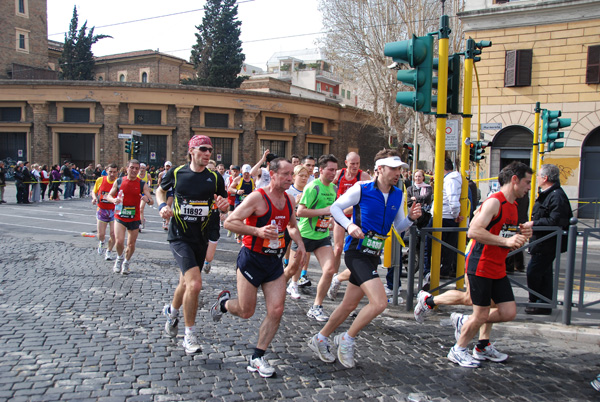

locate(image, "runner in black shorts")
(202, 160), (223, 274)
(157, 135), (228, 355)
(211, 158), (306, 378)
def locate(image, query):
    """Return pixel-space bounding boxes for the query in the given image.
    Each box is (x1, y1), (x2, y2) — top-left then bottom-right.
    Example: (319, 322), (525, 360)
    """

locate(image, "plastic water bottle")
(81, 232), (96, 238)
(269, 220), (279, 249)
(115, 190), (124, 214)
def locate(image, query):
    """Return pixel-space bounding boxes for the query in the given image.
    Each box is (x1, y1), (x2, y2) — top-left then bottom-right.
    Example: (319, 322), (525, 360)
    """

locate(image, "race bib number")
(180, 200), (209, 222)
(316, 215), (331, 233)
(262, 233), (286, 255)
(239, 194), (247, 202)
(119, 206), (136, 218)
(100, 191), (111, 204)
(360, 231), (387, 256)
(500, 225), (519, 239)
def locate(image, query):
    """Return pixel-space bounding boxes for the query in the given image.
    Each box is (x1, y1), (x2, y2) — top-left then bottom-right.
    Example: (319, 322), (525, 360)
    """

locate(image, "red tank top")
(336, 168), (362, 198)
(116, 177), (142, 222)
(466, 191), (519, 279)
(243, 188), (293, 256)
(226, 176), (236, 205)
(98, 176), (115, 210)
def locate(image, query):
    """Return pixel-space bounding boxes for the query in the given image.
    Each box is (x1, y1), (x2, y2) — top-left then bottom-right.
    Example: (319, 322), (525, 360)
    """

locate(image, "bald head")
(345, 152), (361, 176)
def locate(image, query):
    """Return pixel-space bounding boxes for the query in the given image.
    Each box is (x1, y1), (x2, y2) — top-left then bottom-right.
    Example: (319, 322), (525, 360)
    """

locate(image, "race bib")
(316, 215), (331, 233)
(360, 231), (387, 256)
(100, 191), (111, 203)
(119, 206), (136, 218)
(262, 233), (286, 255)
(500, 225), (519, 239)
(180, 199), (209, 222)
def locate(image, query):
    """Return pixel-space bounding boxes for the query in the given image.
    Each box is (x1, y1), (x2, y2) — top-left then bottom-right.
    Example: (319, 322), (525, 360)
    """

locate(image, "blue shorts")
(96, 208), (115, 223)
(237, 246), (283, 288)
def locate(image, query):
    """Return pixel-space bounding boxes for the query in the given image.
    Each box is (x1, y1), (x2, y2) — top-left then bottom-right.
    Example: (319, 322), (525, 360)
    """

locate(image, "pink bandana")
(188, 135), (212, 150)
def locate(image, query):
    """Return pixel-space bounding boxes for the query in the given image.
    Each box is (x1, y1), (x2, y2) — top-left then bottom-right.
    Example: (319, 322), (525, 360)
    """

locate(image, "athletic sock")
(477, 339), (490, 350)
(317, 332), (327, 342)
(185, 326), (195, 337)
(301, 269), (307, 277)
(252, 348), (265, 360)
(220, 299), (228, 313)
(342, 332), (355, 344)
(170, 304), (179, 318)
(425, 296), (436, 309)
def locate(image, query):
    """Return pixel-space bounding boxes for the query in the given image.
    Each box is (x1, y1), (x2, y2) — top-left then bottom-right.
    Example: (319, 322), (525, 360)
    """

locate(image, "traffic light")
(432, 53), (461, 114)
(384, 34), (434, 113)
(469, 142), (476, 162)
(466, 39), (492, 63)
(133, 138), (141, 155)
(124, 139), (132, 154)
(403, 143), (414, 164)
(471, 140), (491, 162)
(542, 109), (571, 152)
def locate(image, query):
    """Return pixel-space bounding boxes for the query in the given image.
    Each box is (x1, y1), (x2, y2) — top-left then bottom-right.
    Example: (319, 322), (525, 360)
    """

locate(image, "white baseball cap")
(242, 164), (252, 173)
(164, 161), (172, 167)
(375, 156), (409, 169)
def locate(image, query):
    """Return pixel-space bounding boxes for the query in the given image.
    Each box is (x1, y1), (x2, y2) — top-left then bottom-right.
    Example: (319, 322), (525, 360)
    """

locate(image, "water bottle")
(81, 232), (96, 238)
(269, 219), (279, 249)
(115, 190), (124, 214)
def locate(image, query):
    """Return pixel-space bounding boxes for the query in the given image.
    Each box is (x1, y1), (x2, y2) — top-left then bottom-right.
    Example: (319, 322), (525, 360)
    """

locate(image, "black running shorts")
(345, 249), (380, 287)
(468, 274), (514, 307)
(116, 218), (141, 231)
(301, 236), (332, 253)
(237, 246), (283, 288)
(170, 240), (208, 274)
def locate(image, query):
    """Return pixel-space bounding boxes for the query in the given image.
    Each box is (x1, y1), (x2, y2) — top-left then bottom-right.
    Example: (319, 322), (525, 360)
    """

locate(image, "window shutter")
(505, 50), (517, 87)
(516, 49), (533, 86)
(586, 45), (600, 84)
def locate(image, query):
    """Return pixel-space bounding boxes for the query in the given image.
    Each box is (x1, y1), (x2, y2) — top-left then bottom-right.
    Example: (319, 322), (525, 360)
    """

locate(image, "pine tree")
(59, 6), (111, 81)
(186, 0), (246, 88)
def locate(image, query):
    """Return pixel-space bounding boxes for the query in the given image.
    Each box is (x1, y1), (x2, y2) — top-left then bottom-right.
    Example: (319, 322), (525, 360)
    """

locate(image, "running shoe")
(121, 260), (130, 275)
(298, 276), (311, 288)
(247, 356), (275, 378)
(307, 306), (329, 322)
(447, 345), (480, 368)
(210, 290), (230, 322)
(450, 312), (468, 342)
(140, 219), (145, 230)
(333, 334), (355, 368)
(162, 304), (179, 338)
(414, 290), (433, 324)
(97, 241), (104, 255)
(308, 334), (336, 363)
(113, 257), (123, 274)
(104, 250), (114, 261)
(591, 374), (600, 392)
(203, 261), (211, 274)
(286, 282), (301, 299)
(385, 287), (394, 297)
(472, 343), (508, 362)
(227, 230), (232, 238)
(327, 274), (342, 301)
(182, 333), (202, 355)
(162, 219), (168, 231)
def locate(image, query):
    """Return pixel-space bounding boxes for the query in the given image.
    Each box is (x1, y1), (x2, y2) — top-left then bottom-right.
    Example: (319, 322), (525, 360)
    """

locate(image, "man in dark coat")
(526, 164), (573, 315)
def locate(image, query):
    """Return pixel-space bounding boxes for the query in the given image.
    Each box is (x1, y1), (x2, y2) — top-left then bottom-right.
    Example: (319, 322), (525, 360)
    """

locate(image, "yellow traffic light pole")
(430, 16), (450, 295)
(529, 103), (541, 219)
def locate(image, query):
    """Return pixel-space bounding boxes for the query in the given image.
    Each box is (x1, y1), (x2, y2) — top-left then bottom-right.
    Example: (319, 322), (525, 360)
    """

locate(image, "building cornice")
(459, 0), (600, 31)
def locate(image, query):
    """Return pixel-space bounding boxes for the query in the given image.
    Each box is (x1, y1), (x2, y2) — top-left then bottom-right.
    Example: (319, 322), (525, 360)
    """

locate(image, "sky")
(46, 0), (325, 69)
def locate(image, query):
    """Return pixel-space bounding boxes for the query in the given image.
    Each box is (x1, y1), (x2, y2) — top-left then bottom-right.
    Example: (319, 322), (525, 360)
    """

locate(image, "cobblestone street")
(0, 233), (598, 401)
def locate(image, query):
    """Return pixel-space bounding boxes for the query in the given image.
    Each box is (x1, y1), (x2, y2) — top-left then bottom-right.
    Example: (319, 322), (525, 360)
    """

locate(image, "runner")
(447, 161), (533, 368)
(212, 157), (306, 377)
(224, 165), (240, 237)
(106, 159), (154, 275)
(297, 154), (339, 322)
(228, 164), (255, 243)
(328, 152), (371, 300)
(251, 149), (278, 189)
(308, 150), (420, 368)
(137, 163), (152, 231)
(91, 163), (118, 261)
(202, 160), (223, 274)
(157, 161), (174, 230)
(158, 135), (228, 355)
(297, 155), (317, 287)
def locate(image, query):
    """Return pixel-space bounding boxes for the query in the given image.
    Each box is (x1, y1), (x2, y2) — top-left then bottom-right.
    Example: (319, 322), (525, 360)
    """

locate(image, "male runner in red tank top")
(447, 162), (533, 368)
(212, 158), (306, 378)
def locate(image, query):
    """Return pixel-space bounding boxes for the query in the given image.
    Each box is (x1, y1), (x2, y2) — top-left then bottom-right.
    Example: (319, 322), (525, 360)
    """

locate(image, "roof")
(266, 48), (327, 66)
(95, 50), (190, 64)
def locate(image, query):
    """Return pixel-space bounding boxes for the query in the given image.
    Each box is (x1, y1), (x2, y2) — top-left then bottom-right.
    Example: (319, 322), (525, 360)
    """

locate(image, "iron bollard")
(562, 217), (578, 325)
(406, 225), (417, 311)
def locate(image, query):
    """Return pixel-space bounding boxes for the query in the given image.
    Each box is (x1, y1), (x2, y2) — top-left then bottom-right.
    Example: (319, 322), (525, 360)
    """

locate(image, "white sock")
(317, 332), (327, 342)
(124, 258), (129, 263)
(118, 254), (124, 260)
(185, 326), (195, 337)
(343, 332), (355, 344)
(170, 304), (179, 318)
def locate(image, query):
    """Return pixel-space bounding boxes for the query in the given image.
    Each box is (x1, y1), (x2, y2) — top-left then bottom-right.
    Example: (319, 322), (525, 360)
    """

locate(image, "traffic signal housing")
(469, 142), (476, 162)
(433, 53), (461, 114)
(124, 139), (132, 155)
(133, 138), (141, 155)
(542, 109), (571, 152)
(403, 143), (414, 164)
(384, 34), (434, 113)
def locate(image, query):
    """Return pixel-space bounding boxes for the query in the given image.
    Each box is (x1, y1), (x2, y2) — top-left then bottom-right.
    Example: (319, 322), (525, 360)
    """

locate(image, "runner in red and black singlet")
(211, 157), (306, 378)
(447, 162), (533, 369)
(92, 163), (118, 261)
(106, 159), (154, 275)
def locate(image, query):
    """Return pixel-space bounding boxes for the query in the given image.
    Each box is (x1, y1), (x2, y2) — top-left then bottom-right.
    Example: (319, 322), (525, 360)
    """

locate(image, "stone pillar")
(293, 115), (309, 156)
(101, 103), (120, 166)
(175, 105), (193, 164)
(330, 120), (340, 156)
(28, 101), (49, 165)
(241, 110), (259, 163)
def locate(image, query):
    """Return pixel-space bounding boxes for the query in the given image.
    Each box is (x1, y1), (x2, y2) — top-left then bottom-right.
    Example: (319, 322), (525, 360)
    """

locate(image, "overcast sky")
(46, 0), (324, 69)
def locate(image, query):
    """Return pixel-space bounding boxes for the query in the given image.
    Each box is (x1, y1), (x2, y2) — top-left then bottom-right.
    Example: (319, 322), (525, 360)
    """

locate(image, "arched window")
(119, 74), (125, 82)
(141, 72), (148, 83)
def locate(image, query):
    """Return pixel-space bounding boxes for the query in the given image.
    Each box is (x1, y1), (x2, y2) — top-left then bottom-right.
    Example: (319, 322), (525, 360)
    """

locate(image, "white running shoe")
(333, 334), (355, 368)
(414, 290), (433, 324)
(472, 343), (508, 362)
(97, 241), (104, 255)
(247, 356), (275, 378)
(113, 257), (123, 273)
(450, 312), (469, 342)
(385, 287), (394, 297)
(327, 274), (342, 301)
(162, 305), (179, 338)
(308, 334), (335, 363)
(121, 260), (130, 275)
(307, 306), (329, 322)
(104, 250), (114, 261)
(447, 345), (480, 368)
(591, 374), (600, 392)
(286, 282), (301, 299)
(210, 290), (230, 322)
(182, 334), (202, 355)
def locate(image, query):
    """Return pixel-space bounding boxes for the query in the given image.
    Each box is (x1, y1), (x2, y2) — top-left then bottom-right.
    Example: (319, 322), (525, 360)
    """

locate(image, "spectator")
(60, 160), (74, 199)
(50, 165), (62, 200)
(506, 193), (529, 274)
(0, 161), (6, 204)
(526, 164), (573, 315)
(14, 161), (25, 203)
(85, 163), (95, 196)
(440, 158), (463, 277)
(77, 168), (86, 198)
(22, 161), (32, 203)
(30, 164), (41, 202)
(94, 164), (103, 180)
(40, 165), (50, 201)
(407, 169), (433, 229)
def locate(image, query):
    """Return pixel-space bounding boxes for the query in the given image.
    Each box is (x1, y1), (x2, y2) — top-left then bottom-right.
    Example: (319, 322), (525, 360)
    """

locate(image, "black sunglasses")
(193, 146), (213, 152)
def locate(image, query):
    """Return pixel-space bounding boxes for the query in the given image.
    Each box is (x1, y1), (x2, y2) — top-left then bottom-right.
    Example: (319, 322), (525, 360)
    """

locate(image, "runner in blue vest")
(308, 149), (422, 368)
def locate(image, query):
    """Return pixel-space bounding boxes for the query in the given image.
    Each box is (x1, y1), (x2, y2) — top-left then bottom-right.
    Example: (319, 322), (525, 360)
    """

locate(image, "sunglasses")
(192, 146), (213, 152)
